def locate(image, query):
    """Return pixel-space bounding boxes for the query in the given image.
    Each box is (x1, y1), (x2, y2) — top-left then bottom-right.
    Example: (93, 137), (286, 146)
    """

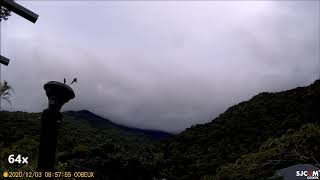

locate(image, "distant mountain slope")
(156, 80), (320, 180)
(65, 110), (172, 140)
(0, 109), (171, 174)
(1, 81), (319, 180)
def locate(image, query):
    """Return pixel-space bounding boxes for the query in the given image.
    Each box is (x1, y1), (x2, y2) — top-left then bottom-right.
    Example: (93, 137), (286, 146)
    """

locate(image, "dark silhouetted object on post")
(37, 81), (75, 171)
(70, 78), (77, 85)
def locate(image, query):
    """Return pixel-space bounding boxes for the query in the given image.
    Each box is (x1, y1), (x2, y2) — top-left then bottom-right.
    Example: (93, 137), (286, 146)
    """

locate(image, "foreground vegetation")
(156, 80), (320, 179)
(205, 123), (320, 180)
(0, 110), (169, 179)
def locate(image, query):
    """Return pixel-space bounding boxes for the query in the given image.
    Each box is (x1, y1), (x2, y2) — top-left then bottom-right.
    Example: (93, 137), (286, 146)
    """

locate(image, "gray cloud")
(1, 1), (319, 132)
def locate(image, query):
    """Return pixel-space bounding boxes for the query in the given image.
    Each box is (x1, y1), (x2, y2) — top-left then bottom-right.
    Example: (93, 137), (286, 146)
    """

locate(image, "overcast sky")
(0, 1), (319, 133)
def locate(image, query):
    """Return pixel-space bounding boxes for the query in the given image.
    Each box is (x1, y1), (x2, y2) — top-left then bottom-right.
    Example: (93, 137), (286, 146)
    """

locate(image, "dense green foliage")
(207, 123), (320, 180)
(0, 111), (169, 179)
(0, 80), (319, 179)
(155, 80), (320, 179)
(0, 112), (40, 172)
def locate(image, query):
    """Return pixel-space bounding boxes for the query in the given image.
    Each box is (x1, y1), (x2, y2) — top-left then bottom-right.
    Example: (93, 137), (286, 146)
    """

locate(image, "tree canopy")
(0, 81), (13, 106)
(0, 6), (11, 21)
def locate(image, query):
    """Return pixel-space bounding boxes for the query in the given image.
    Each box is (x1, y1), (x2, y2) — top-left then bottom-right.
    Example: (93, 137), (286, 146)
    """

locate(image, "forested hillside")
(0, 110), (170, 179)
(155, 80), (320, 179)
(0, 80), (319, 180)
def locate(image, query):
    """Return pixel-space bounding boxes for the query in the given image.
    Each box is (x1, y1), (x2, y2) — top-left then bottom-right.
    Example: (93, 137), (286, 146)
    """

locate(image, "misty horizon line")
(2, 78), (319, 133)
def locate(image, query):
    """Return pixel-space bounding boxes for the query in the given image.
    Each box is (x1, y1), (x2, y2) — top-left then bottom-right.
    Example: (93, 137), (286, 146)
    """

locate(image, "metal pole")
(0, 20), (2, 111)
(1, 0), (38, 23)
(0, 64), (2, 111)
(0, 55), (10, 66)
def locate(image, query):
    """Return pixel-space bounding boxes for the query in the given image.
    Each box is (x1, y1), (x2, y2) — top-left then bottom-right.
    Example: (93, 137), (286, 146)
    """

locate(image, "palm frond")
(3, 92), (11, 96)
(2, 96), (12, 105)
(0, 81), (14, 106)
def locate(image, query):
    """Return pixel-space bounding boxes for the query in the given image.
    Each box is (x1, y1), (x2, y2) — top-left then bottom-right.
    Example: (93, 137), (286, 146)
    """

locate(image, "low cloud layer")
(1, 1), (319, 132)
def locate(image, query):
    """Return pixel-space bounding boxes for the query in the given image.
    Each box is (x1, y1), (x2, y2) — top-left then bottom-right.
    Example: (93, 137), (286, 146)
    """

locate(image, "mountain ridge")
(64, 110), (172, 140)
(155, 79), (320, 179)
(1, 80), (319, 180)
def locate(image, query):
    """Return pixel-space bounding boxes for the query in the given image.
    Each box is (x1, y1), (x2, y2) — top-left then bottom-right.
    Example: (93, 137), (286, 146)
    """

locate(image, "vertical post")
(0, 14), (1, 111)
(37, 81), (75, 171)
(0, 64), (2, 111)
(37, 109), (62, 170)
